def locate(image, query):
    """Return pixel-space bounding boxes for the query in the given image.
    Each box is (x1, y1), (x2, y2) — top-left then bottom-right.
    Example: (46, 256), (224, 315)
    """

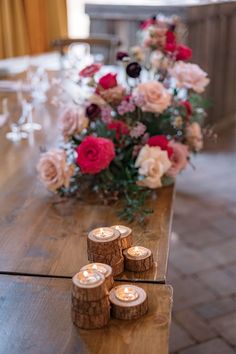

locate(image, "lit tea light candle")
(109, 284), (148, 320)
(92, 227), (114, 240)
(81, 263), (114, 290)
(111, 225), (131, 237)
(76, 269), (102, 285)
(111, 225), (133, 250)
(115, 285), (139, 302)
(127, 246), (148, 258)
(123, 246), (153, 272)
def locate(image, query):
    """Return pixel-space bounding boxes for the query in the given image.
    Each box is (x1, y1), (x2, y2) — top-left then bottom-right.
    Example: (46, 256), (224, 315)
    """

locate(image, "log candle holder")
(123, 246), (153, 272)
(87, 227), (124, 276)
(109, 284), (148, 320)
(80, 263), (114, 291)
(111, 225), (133, 250)
(71, 269), (110, 329)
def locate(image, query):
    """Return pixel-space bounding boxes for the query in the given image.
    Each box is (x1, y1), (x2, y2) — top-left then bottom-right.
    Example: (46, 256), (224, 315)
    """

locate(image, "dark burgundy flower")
(86, 104), (101, 120)
(126, 62), (142, 78)
(116, 51), (129, 61)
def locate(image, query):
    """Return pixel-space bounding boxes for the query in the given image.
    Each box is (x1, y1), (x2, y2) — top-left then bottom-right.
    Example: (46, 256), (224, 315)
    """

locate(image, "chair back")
(52, 35), (121, 64)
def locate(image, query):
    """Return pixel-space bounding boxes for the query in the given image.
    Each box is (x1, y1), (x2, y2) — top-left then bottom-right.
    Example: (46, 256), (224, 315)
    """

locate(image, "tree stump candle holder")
(80, 263), (114, 291)
(71, 269), (110, 329)
(111, 225), (133, 250)
(87, 227), (124, 276)
(109, 284), (148, 320)
(123, 246), (153, 272)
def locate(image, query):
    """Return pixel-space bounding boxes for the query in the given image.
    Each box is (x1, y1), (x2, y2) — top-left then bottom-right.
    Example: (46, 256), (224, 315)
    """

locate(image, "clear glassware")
(21, 101), (42, 132)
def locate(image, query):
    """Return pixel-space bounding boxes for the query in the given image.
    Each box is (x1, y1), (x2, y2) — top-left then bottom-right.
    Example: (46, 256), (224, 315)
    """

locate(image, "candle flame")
(124, 287), (129, 294)
(83, 270), (89, 277)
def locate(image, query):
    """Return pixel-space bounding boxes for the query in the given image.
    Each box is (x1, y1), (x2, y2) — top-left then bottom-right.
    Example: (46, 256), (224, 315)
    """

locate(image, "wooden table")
(0, 275), (172, 354)
(0, 67), (174, 353)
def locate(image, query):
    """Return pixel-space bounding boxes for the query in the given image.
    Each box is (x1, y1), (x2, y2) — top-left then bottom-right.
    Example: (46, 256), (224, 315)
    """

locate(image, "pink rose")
(169, 62), (209, 93)
(60, 107), (89, 139)
(166, 142), (189, 178)
(79, 64), (102, 77)
(37, 149), (74, 191)
(76, 136), (115, 174)
(186, 122), (203, 151)
(133, 81), (172, 113)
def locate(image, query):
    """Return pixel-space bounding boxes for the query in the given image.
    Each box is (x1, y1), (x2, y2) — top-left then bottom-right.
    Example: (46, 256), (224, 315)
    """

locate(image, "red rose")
(176, 45), (192, 61)
(165, 42), (177, 53)
(181, 100), (193, 118)
(76, 136), (115, 174)
(107, 120), (130, 140)
(79, 64), (102, 78)
(166, 30), (176, 45)
(147, 135), (173, 158)
(98, 73), (118, 90)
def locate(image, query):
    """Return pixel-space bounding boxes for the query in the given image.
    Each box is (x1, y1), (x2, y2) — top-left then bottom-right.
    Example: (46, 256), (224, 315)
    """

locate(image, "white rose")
(135, 145), (172, 188)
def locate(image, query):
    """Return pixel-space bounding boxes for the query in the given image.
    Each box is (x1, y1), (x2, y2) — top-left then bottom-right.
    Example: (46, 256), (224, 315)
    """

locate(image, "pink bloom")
(117, 99), (135, 115)
(130, 122), (146, 138)
(101, 106), (113, 124)
(79, 64), (102, 78)
(186, 122), (203, 151)
(169, 62), (210, 93)
(166, 142), (189, 178)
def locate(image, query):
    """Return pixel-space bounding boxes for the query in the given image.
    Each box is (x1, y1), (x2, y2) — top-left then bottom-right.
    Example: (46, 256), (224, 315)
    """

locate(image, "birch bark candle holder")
(123, 246), (153, 272)
(71, 269), (110, 329)
(111, 225), (133, 250)
(80, 263), (114, 291)
(109, 284), (148, 320)
(87, 227), (124, 276)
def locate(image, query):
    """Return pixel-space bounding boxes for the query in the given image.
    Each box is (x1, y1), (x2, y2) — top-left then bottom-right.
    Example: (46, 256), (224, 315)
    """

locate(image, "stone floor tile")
(201, 238), (236, 267)
(174, 309), (216, 342)
(171, 277), (216, 311)
(167, 262), (183, 281)
(179, 338), (235, 354)
(195, 296), (236, 320)
(180, 228), (223, 249)
(212, 215), (236, 238)
(197, 268), (236, 296)
(169, 245), (216, 275)
(224, 263), (236, 278)
(210, 313), (236, 346)
(169, 321), (195, 353)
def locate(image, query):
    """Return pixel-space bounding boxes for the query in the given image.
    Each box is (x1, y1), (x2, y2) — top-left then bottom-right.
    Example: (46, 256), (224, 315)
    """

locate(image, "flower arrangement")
(37, 15), (210, 223)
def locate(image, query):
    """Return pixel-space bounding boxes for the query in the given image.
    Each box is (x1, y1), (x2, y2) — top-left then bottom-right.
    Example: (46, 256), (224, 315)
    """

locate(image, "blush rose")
(37, 149), (74, 191)
(133, 81), (172, 114)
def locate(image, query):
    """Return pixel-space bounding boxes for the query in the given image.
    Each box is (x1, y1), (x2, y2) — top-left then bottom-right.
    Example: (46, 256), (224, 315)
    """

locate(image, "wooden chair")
(51, 35), (121, 65)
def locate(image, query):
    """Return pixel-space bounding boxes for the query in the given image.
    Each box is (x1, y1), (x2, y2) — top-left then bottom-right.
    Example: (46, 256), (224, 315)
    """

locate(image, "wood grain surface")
(0, 70), (174, 282)
(0, 275), (173, 354)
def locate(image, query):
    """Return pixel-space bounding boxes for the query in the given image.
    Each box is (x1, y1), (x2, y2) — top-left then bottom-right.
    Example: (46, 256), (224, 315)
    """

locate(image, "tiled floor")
(169, 123), (236, 353)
